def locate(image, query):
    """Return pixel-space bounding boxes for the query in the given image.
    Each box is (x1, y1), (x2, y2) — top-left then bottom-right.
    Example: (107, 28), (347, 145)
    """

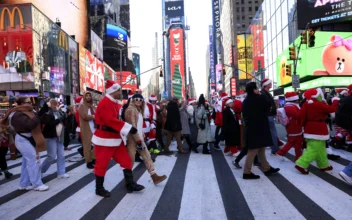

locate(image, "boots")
(151, 173), (167, 185)
(202, 143), (211, 154)
(123, 169), (145, 193)
(95, 175), (110, 197)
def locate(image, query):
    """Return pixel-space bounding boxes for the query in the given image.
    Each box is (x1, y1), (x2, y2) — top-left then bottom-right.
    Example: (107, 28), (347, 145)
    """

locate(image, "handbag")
(199, 115), (206, 130)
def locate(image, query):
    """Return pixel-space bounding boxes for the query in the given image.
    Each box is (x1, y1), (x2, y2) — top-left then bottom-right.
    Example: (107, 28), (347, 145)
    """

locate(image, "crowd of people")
(1, 78), (352, 198)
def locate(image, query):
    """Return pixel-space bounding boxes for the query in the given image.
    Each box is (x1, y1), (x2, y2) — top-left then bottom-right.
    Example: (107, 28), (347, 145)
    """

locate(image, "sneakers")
(232, 161), (242, 169)
(233, 151), (240, 157)
(264, 167), (280, 176)
(18, 185), (35, 191)
(339, 171), (352, 186)
(87, 162), (95, 169)
(34, 184), (49, 191)
(212, 145), (221, 151)
(58, 173), (70, 178)
(152, 148), (161, 154)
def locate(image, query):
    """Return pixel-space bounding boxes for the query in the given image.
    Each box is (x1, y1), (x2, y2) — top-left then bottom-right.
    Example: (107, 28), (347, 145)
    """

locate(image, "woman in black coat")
(241, 82), (279, 179)
(222, 99), (241, 155)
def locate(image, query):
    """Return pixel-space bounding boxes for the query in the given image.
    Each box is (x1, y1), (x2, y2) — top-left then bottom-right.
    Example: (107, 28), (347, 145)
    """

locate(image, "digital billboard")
(0, 5), (34, 88)
(165, 0), (184, 18)
(91, 30), (103, 60)
(116, 71), (137, 91)
(132, 53), (140, 86)
(237, 34), (253, 80)
(209, 25), (216, 92)
(215, 64), (223, 91)
(276, 31), (352, 87)
(297, 0), (352, 29)
(170, 28), (185, 99)
(79, 45), (87, 94)
(106, 24), (128, 49)
(104, 62), (115, 81)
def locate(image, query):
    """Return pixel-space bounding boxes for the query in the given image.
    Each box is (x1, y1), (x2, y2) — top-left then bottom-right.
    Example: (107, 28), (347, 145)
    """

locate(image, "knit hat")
(220, 92), (228, 99)
(149, 94), (157, 101)
(128, 91), (134, 99)
(106, 80), (121, 94)
(285, 92), (299, 102)
(188, 98), (196, 105)
(261, 78), (272, 88)
(75, 96), (83, 104)
(303, 88), (324, 104)
(226, 99), (233, 105)
(132, 94), (144, 100)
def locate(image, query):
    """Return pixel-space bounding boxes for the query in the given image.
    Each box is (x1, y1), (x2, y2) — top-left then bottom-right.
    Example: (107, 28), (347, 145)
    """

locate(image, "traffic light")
(308, 29), (315, 47)
(289, 46), (297, 60)
(159, 67), (163, 77)
(301, 31), (307, 44)
(222, 65), (226, 76)
(285, 64), (292, 77)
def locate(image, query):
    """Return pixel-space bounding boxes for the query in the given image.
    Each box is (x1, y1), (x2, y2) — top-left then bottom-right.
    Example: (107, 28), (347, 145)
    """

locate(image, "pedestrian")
(124, 94), (167, 184)
(92, 80), (145, 197)
(63, 106), (75, 151)
(295, 88), (338, 174)
(0, 125), (13, 179)
(276, 92), (303, 161)
(261, 78), (279, 154)
(41, 99), (70, 179)
(78, 92), (96, 169)
(179, 99), (196, 152)
(213, 93), (229, 150)
(164, 96), (185, 153)
(187, 98), (199, 152)
(74, 96), (84, 157)
(1, 97), (48, 191)
(242, 82), (280, 179)
(145, 94), (161, 154)
(222, 99), (241, 156)
(195, 94), (212, 154)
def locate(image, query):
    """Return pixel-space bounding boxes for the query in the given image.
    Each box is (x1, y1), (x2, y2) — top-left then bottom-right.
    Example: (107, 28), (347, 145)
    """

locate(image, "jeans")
(268, 116), (279, 153)
(343, 162), (352, 177)
(41, 137), (66, 175)
(15, 135), (43, 188)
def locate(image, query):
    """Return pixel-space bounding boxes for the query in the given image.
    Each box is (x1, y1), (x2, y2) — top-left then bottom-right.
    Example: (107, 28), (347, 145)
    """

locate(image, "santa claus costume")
(295, 88), (338, 174)
(144, 94), (161, 154)
(93, 80), (144, 197)
(214, 92), (229, 149)
(276, 92), (303, 161)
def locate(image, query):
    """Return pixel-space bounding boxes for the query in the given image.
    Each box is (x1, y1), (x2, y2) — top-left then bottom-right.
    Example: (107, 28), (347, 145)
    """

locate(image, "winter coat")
(180, 103), (191, 135)
(195, 105), (213, 144)
(242, 93), (273, 149)
(124, 103), (144, 148)
(222, 106), (241, 146)
(261, 89), (277, 116)
(79, 92), (95, 149)
(284, 103), (303, 136)
(41, 109), (66, 140)
(165, 101), (182, 132)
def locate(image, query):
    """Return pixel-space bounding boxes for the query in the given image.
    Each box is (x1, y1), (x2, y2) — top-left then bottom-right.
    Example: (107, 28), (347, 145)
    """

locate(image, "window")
(236, 7), (239, 12)
(242, 24), (246, 28)
(255, 6), (259, 11)
(242, 16), (245, 20)
(249, 1), (252, 3)
(249, 15), (253, 20)
(241, 0), (244, 4)
(249, 7), (252, 11)
(255, 0), (258, 3)
(237, 16), (240, 21)
(236, 1), (239, 5)
(241, 7), (244, 12)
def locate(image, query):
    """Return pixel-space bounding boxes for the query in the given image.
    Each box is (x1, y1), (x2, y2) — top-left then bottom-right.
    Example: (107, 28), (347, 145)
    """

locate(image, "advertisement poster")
(0, 5), (34, 86)
(215, 64), (223, 92)
(250, 24), (265, 72)
(297, 0), (352, 29)
(104, 62), (115, 81)
(277, 31), (352, 87)
(50, 67), (65, 94)
(116, 71), (137, 91)
(69, 38), (79, 95)
(106, 24), (128, 49)
(85, 51), (104, 93)
(170, 28), (185, 99)
(164, 0), (185, 27)
(209, 25), (216, 92)
(91, 30), (103, 60)
(237, 34), (253, 80)
(132, 53), (140, 85)
(231, 77), (237, 97)
(79, 45), (87, 94)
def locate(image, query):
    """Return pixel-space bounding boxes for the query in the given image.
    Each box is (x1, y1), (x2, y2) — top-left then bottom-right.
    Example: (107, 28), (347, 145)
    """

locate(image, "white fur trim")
(340, 90), (348, 95)
(226, 99), (233, 105)
(304, 133), (330, 140)
(106, 83), (121, 94)
(189, 100), (196, 105)
(120, 122), (132, 137)
(285, 95), (299, 102)
(149, 96), (157, 101)
(308, 100), (313, 104)
(106, 94), (123, 104)
(91, 135), (122, 147)
(311, 88), (324, 99)
(262, 79), (272, 87)
(288, 132), (303, 137)
(332, 97), (340, 102)
(76, 127), (80, 132)
(337, 133), (343, 138)
(150, 123), (156, 129)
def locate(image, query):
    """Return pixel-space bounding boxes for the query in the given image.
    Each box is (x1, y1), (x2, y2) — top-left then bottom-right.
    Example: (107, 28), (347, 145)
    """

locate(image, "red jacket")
(233, 99), (242, 120)
(215, 98), (229, 126)
(284, 103), (302, 136)
(92, 94), (132, 147)
(299, 100), (337, 140)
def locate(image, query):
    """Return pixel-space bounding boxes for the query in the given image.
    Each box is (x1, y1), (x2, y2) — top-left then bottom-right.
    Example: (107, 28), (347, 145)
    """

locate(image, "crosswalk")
(0, 141), (351, 220)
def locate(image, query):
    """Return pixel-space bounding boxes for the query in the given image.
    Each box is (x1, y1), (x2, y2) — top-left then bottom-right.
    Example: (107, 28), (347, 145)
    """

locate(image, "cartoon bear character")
(314, 35), (352, 75)
(279, 55), (291, 85)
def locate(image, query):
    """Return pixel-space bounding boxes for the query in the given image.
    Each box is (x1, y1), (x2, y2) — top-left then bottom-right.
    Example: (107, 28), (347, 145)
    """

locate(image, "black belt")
(144, 118), (150, 122)
(96, 125), (119, 133)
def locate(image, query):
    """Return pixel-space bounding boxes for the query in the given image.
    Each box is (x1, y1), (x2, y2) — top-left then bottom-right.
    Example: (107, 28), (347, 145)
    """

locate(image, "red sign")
(115, 71), (137, 91)
(231, 77), (237, 97)
(85, 51), (104, 93)
(170, 28), (185, 99)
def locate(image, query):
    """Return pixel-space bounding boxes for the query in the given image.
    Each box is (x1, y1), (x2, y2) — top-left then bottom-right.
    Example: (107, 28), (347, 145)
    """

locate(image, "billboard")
(209, 25), (216, 92)
(91, 30), (103, 60)
(116, 71), (137, 91)
(237, 34), (253, 80)
(132, 53), (140, 86)
(277, 31), (352, 87)
(231, 77), (237, 97)
(104, 62), (115, 81)
(297, 0), (352, 29)
(165, 0), (184, 18)
(79, 45), (87, 94)
(106, 24), (128, 49)
(170, 28), (185, 99)
(215, 64), (223, 92)
(0, 5), (34, 88)
(120, 0), (130, 31)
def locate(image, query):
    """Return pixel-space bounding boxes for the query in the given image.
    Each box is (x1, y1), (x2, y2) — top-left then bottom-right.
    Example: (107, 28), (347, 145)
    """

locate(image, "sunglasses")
(133, 98), (144, 102)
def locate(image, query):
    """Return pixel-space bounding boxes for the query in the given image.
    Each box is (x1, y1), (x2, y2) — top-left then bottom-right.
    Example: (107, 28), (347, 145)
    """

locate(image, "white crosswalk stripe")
(0, 142), (351, 220)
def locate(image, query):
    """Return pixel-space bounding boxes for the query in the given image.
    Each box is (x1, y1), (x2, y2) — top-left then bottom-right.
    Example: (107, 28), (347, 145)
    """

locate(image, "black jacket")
(41, 110), (66, 139)
(164, 101), (182, 132)
(261, 89), (277, 116)
(222, 106), (241, 146)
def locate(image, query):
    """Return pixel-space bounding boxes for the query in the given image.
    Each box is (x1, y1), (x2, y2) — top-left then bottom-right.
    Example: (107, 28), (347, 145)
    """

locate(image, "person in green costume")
(295, 88), (338, 174)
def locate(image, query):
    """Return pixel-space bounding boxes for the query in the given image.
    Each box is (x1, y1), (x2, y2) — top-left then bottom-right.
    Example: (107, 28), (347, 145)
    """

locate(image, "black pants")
(0, 147), (9, 171)
(64, 129), (71, 148)
(181, 135), (193, 148)
(156, 122), (166, 149)
(235, 147), (259, 164)
(214, 126), (223, 146)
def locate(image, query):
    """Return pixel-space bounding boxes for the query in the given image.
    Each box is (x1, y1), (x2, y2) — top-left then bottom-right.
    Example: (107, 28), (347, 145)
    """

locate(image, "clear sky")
(130, 0), (212, 97)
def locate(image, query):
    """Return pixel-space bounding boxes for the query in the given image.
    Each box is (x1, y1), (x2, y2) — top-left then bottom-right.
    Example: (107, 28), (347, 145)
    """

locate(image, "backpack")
(276, 108), (289, 126)
(335, 96), (352, 129)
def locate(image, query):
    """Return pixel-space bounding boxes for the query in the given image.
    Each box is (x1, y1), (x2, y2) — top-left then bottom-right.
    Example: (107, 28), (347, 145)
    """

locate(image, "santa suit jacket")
(145, 102), (159, 122)
(284, 102), (302, 136)
(92, 94), (132, 147)
(214, 97), (229, 126)
(233, 99), (243, 124)
(298, 99), (338, 140)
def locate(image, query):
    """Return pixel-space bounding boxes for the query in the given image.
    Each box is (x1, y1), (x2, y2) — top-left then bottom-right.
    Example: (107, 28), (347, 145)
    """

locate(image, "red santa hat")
(188, 98), (196, 105)
(237, 90), (245, 95)
(128, 91), (134, 99)
(303, 88), (324, 104)
(226, 99), (233, 105)
(75, 96), (83, 104)
(149, 94), (157, 101)
(106, 80), (121, 94)
(347, 84), (352, 94)
(336, 88), (348, 96)
(205, 100), (209, 104)
(220, 92), (228, 99)
(261, 78), (272, 88)
(285, 92), (299, 102)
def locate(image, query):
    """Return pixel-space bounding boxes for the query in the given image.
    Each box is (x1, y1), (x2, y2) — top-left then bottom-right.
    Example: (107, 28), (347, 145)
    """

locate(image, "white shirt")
(88, 108), (96, 133)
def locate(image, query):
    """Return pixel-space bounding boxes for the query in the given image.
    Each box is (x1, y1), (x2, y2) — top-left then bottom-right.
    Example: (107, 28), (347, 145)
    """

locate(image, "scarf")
(1, 105), (46, 152)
